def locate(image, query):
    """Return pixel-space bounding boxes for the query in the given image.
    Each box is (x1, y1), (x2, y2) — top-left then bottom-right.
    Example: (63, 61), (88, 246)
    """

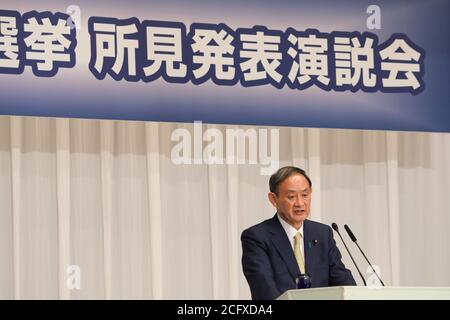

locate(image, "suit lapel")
(269, 215), (300, 279)
(303, 219), (315, 275)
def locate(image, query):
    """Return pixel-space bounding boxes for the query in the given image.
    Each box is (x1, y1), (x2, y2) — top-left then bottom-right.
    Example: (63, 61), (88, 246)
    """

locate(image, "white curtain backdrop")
(0, 116), (449, 299)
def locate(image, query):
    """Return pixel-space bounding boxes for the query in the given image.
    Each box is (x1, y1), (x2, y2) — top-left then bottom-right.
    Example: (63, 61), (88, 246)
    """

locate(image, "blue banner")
(0, 0), (449, 132)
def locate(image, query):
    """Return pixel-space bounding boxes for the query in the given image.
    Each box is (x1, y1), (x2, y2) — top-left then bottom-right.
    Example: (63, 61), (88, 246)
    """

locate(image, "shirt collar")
(277, 213), (304, 240)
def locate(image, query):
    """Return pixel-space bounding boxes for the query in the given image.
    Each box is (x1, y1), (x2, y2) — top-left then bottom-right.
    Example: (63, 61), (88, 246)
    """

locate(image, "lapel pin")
(308, 240), (318, 249)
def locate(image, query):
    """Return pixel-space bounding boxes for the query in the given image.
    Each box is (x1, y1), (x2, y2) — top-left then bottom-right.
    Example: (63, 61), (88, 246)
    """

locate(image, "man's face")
(268, 173), (312, 229)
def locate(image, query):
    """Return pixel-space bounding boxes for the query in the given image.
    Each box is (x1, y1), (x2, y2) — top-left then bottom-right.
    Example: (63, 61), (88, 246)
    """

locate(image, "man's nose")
(294, 196), (305, 206)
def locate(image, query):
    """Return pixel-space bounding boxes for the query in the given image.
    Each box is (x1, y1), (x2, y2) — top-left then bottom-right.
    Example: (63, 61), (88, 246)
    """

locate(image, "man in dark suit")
(241, 166), (356, 300)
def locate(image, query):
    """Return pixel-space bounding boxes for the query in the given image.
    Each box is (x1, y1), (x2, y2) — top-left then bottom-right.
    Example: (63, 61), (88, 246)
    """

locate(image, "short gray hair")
(269, 166), (312, 196)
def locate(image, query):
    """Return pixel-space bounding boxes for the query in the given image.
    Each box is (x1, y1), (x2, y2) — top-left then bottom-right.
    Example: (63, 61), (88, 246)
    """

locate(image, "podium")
(277, 286), (450, 300)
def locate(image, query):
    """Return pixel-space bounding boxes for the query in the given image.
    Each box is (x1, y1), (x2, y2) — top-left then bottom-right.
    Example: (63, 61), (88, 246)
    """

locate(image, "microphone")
(331, 223), (366, 286)
(344, 224), (385, 287)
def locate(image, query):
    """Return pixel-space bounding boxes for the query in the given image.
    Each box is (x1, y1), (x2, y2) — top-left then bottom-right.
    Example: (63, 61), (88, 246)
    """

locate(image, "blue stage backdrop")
(0, 0), (449, 132)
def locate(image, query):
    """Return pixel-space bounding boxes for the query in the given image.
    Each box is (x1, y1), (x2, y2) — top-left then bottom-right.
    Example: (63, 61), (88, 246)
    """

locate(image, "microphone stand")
(332, 223), (366, 286)
(344, 224), (385, 287)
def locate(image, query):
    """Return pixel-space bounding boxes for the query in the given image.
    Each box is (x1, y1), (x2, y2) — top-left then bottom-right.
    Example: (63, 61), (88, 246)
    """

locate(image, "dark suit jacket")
(241, 215), (356, 300)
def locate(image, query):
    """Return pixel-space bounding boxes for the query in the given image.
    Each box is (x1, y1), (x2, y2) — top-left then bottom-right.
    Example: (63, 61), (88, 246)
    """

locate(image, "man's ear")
(268, 192), (278, 209)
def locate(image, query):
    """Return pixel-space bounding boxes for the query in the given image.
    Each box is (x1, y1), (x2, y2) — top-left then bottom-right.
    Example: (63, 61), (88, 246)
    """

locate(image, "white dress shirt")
(277, 213), (305, 262)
